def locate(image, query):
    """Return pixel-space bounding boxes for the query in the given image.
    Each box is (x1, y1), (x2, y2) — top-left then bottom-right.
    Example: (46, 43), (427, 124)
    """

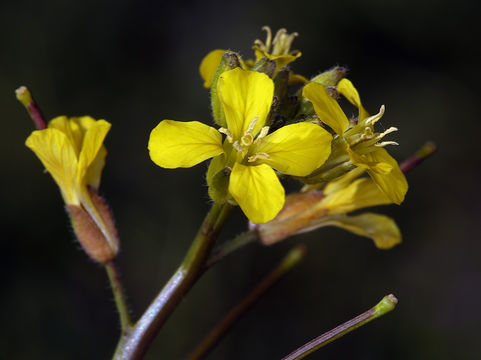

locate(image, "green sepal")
(208, 167), (231, 204)
(251, 57), (276, 78)
(211, 52), (241, 127)
(311, 66), (348, 87)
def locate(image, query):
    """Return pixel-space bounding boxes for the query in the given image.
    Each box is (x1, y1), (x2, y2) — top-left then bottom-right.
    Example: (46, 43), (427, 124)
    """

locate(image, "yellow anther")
(248, 152), (270, 162)
(254, 126), (270, 144)
(272, 28), (298, 55)
(375, 141), (399, 147)
(218, 127), (234, 143)
(233, 140), (243, 151)
(246, 116), (258, 134)
(365, 105), (385, 126)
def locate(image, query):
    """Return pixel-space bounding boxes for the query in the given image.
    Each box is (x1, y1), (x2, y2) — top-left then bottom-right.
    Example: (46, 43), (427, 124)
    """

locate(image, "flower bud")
(310, 66), (348, 87)
(211, 52), (241, 127)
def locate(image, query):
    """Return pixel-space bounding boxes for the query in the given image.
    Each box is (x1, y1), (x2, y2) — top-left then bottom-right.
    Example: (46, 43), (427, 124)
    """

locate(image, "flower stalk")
(187, 245), (307, 360)
(113, 202), (232, 360)
(105, 261), (132, 331)
(281, 294), (398, 360)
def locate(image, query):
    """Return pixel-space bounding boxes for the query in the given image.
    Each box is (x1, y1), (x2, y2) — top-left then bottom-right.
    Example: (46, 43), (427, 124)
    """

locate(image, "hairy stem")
(105, 261), (132, 331)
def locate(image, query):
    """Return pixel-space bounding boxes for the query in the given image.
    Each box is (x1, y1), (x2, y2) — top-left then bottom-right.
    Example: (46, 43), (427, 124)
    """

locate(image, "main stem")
(113, 202), (231, 360)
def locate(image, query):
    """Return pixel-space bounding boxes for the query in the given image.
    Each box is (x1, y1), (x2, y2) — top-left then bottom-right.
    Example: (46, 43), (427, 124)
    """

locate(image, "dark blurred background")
(2, 0), (481, 359)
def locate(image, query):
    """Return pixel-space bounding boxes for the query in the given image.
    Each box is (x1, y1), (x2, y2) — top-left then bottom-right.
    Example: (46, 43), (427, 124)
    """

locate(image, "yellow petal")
(253, 46), (302, 69)
(337, 79), (369, 121)
(302, 82), (349, 135)
(288, 73), (309, 85)
(322, 213), (401, 249)
(199, 49), (226, 89)
(366, 148), (408, 205)
(77, 120), (111, 184)
(218, 68), (274, 139)
(85, 146), (107, 189)
(49, 116), (82, 155)
(348, 147), (392, 174)
(323, 177), (392, 214)
(253, 123), (332, 176)
(229, 163), (284, 223)
(148, 120), (223, 168)
(25, 128), (79, 204)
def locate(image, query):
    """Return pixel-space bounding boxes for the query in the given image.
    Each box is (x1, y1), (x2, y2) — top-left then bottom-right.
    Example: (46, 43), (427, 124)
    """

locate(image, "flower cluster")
(148, 26), (408, 248)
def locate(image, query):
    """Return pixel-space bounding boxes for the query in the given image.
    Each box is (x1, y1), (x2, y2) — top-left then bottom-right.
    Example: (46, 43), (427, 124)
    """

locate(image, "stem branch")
(281, 294), (398, 360)
(188, 244), (307, 360)
(205, 229), (258, 268)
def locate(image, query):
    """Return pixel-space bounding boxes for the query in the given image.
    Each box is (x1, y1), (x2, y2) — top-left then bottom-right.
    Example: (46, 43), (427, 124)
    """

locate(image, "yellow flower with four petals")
(149, 68), (332, 223)
(303, 79), (408, 204)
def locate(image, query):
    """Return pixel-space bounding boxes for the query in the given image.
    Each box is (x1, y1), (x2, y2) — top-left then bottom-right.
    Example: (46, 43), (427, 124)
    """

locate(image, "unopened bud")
(252, 190), (326, 245)
(211, 52), (241, 127)
(311, 66), (348, 87)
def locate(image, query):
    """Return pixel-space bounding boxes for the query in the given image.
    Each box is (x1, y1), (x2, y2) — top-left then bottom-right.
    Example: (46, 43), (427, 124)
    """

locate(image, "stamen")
(254, 39), (266, 48)
(273, 28), (287, 45)
(372, 127), (398, 142)
(254, 126), (270, 144)
(365, 105), (385, 126)
(218, 127), (234, 143)
(261, 26), (272, 51)
(233, 141), (244, 152)
(248, 152), (270, 162)
(375, 141), (399, 147)
(246, 116), (258, 134)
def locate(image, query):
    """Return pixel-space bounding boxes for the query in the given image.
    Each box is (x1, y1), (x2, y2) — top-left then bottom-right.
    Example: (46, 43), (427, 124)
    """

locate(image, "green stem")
(205, 230), (258, 268)
(281, 294), (398, 360)
(112, 202), (232, 360)
(105, 261), (132, 331)
(187, 245), (307, 360)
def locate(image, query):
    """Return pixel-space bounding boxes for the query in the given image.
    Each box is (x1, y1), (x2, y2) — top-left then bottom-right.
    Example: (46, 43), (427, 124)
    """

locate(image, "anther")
(218, 127), (234, 143)
(248, 152), (270, 162)
(366, 105), (385, 126)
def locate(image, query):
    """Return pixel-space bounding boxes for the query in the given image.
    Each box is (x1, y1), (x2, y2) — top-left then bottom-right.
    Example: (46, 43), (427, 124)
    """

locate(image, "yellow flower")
(199, 27), (307, 90)
(25, 116), (118, 256)
(149, 68), (332, 223)
(302, 79), (408, 204)
(252, 26), (302, 75)
(256, 168), (401, 249)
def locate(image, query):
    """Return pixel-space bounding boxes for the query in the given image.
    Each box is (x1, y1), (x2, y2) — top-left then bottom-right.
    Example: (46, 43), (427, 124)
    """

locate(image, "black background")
(2, 0), (481, 358)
